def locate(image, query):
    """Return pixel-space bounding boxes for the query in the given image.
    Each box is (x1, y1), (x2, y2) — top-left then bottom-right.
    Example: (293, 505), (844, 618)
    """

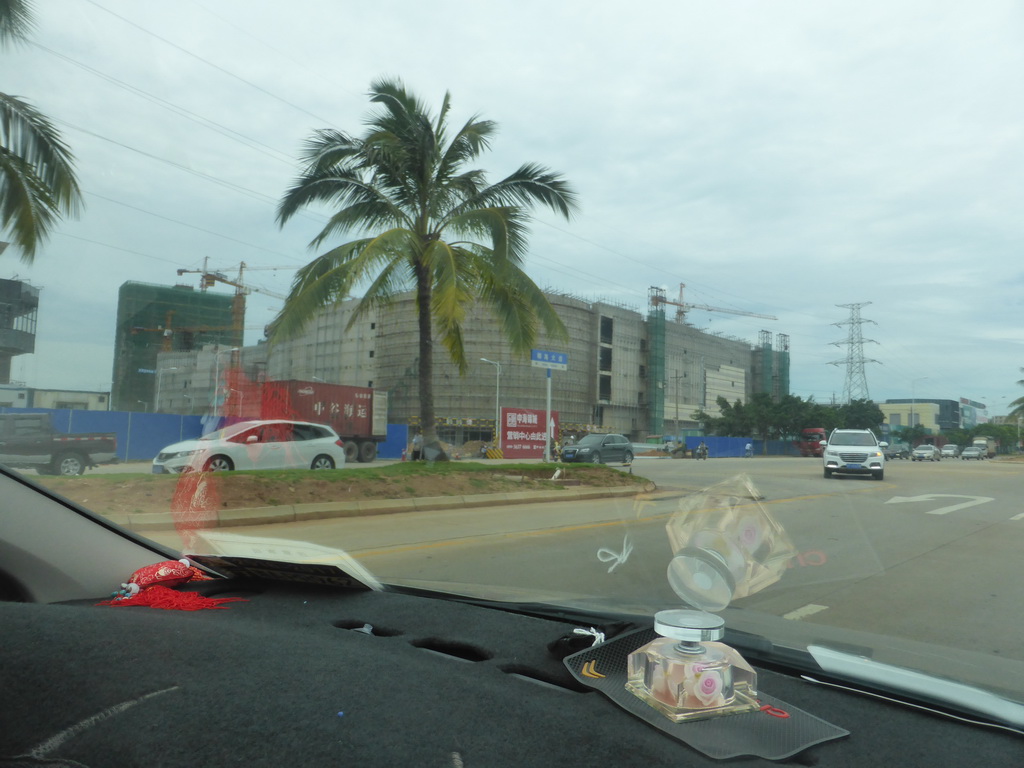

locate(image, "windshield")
(200, 422), (261, 441)
(830, 433), (877, 446)
(5, 0), (1024, 727)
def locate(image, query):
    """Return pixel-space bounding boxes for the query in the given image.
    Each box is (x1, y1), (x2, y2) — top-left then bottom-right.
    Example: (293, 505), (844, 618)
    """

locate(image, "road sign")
(531, 349), (568, 370)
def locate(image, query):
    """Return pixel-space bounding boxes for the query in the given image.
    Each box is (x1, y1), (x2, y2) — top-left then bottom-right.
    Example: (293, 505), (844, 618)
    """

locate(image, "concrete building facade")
(153, 290), (788, 442)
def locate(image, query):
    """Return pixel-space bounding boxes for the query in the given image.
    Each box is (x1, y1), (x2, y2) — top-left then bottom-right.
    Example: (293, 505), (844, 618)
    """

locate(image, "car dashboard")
(0, 468), (1021, 766)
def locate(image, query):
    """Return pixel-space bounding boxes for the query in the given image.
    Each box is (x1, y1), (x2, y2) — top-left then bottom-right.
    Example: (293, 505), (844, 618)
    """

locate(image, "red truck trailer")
(795, 427), (826, 457)
(260, 380), (388, 462)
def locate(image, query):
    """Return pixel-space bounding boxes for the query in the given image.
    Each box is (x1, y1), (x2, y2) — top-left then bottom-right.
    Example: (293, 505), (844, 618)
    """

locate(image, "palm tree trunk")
(415, 263), (447, 459)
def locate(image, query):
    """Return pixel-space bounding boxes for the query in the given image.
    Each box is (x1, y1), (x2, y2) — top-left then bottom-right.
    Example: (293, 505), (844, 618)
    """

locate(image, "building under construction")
(111, 282), (239, 412)
(0, 278), (39, 384)
(234, 286), (791, 442)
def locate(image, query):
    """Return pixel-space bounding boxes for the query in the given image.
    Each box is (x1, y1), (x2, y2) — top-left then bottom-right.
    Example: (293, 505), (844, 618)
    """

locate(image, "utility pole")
(828, 302), (880, 403)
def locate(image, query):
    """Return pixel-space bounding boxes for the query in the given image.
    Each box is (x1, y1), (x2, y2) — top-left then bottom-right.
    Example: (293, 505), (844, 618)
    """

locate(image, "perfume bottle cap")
(667, 547), (737, 612)
(654, 609), (725, 642)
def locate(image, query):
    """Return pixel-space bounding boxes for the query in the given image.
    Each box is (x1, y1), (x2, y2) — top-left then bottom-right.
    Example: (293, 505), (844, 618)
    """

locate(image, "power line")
(83, 0), (338, 127)
(85, 192), (306, 264)
(30, 41), (296, 167)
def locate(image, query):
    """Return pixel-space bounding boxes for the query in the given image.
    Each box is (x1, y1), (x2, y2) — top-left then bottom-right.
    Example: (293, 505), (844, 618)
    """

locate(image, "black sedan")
(561, 433), (634, 464)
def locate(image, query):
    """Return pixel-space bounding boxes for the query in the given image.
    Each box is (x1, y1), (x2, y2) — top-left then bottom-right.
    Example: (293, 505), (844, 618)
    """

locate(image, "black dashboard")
(2, 578), (1020, 767)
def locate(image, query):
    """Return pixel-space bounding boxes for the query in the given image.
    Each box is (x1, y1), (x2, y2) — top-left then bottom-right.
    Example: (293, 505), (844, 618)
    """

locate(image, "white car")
(821, 428), (887, 480)
(912, 445), (941, 462)
(940, 444), (961, 458)
(152, 420), (347, 473)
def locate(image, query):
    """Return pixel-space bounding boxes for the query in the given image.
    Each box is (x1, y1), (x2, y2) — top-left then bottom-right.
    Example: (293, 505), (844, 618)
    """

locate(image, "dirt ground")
(35, 463), (648, 517)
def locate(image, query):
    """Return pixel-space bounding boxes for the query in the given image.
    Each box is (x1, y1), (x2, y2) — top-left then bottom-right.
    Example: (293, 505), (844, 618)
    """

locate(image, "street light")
(213, 347), (240, 416)
(481, 357), (501, 451)
(155, 366), (178, 414)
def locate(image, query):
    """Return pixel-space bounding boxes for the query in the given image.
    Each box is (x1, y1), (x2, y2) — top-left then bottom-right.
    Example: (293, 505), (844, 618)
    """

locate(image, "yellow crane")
(650, 283), (778, 323)
(176, 260), (288, 344)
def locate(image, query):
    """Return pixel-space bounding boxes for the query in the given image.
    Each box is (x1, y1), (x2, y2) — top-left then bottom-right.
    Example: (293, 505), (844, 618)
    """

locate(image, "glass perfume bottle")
(626, 609), (758, 722)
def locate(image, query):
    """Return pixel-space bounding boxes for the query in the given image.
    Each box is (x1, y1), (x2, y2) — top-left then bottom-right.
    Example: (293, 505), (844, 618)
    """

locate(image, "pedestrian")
(745, 442), (753, 458)
(411, 430), (423, 461)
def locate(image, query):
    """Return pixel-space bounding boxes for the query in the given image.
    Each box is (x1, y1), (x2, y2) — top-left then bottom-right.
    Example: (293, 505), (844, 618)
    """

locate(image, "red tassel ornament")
(96, 585), (245, 611)
(97, 558), (244, 611)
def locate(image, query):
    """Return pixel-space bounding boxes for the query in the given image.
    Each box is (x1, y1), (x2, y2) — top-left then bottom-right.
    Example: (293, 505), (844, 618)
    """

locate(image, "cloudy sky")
(4, 0), (1023, 414)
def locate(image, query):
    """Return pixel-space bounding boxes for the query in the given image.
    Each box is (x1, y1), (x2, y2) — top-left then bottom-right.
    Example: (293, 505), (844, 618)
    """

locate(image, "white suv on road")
(821, 428), (887, 481)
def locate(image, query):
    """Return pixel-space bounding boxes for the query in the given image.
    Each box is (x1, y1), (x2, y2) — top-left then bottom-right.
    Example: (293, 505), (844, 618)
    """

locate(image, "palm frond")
(443, 206), (530, 265)
(425, 240), (476, 372)
(0, 93), (81, 261)
(469, 162), (579, 219)
(0, 0), (34, 48)
(270, 228), (417, 340)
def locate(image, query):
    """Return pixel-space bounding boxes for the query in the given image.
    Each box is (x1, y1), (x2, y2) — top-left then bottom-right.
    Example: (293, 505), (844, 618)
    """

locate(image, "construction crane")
(650, 283), (777, 323)
(176, 259), (288, 344)
(130, 310), (263, 353)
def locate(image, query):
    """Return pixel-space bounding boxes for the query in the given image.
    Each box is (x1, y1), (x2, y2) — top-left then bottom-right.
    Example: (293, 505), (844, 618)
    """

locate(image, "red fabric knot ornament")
(96, 558), (245, 611)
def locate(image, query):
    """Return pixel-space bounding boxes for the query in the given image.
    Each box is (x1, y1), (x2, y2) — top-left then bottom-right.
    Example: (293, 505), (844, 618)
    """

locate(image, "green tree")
(0, 0), (82, 261)
(272, 78), (577, 457)
(838, 398), (884, 430)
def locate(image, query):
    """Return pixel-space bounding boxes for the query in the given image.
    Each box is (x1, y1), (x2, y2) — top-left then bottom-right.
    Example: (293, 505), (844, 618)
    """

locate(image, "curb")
(124, 482), (659, 532)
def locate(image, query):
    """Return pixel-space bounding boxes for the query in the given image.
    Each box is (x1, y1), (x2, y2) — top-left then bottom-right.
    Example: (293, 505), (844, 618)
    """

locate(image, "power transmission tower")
(829, 302), (880, 402)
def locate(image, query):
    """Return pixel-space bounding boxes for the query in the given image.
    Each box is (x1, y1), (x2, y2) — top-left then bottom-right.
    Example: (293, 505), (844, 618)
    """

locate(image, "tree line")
(694, 394), (884, 443)
(695, 393), (1018, 451)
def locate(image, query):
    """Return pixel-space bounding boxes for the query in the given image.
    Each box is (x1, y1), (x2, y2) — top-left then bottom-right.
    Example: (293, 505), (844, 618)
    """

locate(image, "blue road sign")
(530, 349), (568, 371)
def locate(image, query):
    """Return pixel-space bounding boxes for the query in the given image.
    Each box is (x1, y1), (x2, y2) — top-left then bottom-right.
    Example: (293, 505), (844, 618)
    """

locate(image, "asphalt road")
(167, 454), (1024, 667)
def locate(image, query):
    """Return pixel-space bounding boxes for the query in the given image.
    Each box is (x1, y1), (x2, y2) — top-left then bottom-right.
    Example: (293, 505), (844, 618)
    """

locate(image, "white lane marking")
(1010, 512), (1024, 521)
(885, 494), (994, 515)
(783, 603), (829, 621)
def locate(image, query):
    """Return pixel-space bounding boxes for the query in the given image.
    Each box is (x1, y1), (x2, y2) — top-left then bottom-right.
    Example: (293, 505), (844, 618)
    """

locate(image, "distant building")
(882, 398), (966, 432)
(258, 290), (789, 442)
(0, 278), (39, 385)
(152, 289), (791, 441)
(111, 282), (239, 412)
(29, 389), (109, 411)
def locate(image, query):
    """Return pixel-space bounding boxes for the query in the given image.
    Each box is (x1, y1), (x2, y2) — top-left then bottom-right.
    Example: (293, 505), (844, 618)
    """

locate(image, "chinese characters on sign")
(530, 349), (568, 370)
(501, 407), (558, 459)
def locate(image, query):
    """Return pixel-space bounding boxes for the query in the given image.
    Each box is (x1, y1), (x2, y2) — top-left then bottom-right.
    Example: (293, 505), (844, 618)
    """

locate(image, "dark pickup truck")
(0, 413), (118, 476)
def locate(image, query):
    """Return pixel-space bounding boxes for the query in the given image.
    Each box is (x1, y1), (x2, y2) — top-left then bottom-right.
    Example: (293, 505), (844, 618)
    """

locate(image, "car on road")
(560, 433), (634, 464)
(884, 441), (911, 460)
(821, 428), (887, 480)
(941, 444), (961, 458)
(960, 446), (985, 460)
(152, 420), (347, 473)
(912, 445), (941, 462)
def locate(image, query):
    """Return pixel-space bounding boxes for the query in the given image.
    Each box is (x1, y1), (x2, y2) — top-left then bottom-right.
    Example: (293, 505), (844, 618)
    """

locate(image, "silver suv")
(821, 428), (887, 481)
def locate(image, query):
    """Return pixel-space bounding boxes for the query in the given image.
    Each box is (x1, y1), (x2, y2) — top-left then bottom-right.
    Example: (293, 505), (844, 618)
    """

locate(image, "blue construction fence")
(0, 407), (411, 463)
(680, 437), (804, 458)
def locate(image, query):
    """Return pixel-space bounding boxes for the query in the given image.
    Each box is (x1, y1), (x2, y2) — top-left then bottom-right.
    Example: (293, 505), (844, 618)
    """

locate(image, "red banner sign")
(500, 407), (558, 459)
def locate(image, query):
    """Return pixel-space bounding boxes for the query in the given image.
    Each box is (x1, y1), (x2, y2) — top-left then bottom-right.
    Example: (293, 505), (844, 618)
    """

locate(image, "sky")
(3, 0), (1023, 415)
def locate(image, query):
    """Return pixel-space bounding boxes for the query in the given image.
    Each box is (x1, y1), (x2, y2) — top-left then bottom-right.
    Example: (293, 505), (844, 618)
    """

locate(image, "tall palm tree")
(274, 78), (578, 457)
(0, 0), (82, 262)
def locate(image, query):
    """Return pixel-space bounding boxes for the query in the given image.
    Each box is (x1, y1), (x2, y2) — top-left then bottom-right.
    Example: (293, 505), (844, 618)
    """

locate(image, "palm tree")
(0, 0), (82, 262)
(1009, 367), (1024, 419)
(273, 78), (578, 457)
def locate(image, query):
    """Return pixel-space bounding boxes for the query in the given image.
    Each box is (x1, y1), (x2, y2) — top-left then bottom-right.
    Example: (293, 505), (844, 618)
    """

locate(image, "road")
(155, 455), (1023, 660)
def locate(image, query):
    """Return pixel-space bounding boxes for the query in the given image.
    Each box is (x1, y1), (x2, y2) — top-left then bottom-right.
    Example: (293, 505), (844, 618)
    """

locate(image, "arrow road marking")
(885, 494), (994, 516)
